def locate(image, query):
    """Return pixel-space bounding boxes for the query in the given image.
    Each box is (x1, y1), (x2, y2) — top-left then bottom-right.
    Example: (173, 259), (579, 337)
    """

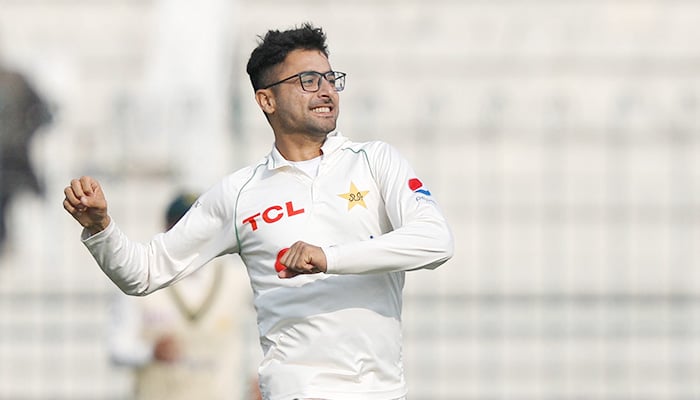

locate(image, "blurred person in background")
(109, 192), (262, 400)
(0, 60), (52, 254)
(64, 23), (452, 400)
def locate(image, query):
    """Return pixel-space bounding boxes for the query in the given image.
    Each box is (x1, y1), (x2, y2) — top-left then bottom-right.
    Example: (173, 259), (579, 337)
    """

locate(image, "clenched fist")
(277, 240), (327, 279)
(63, 176), (111, 235)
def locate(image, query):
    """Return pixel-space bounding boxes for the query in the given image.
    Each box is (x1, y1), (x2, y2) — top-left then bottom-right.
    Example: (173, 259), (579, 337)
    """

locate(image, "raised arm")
(63, 176), (239, 296)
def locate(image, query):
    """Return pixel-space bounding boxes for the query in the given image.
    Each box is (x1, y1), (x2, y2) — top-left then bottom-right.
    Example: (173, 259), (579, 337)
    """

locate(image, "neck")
(274, 132), (326, 161)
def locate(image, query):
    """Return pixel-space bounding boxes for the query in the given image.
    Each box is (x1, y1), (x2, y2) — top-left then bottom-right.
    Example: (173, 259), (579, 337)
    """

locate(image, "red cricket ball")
(275, 248), (289, 272)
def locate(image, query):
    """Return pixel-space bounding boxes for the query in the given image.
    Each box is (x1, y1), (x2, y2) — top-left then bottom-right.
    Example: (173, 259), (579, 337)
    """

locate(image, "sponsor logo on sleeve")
(409, 178), (436, 204)
(408, 178), (431, 196)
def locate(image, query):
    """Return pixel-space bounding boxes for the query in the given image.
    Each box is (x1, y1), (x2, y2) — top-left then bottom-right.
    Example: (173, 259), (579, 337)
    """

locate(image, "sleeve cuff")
(81, 219), (115, 243)
(321, 244), (338, 274)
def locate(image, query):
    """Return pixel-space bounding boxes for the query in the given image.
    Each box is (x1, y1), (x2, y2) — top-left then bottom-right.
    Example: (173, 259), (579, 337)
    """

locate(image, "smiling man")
(63, 23), (453, 400)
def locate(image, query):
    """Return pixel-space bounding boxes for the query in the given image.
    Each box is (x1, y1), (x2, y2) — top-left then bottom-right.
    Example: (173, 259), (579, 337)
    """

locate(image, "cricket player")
(65, 23), (453, 400)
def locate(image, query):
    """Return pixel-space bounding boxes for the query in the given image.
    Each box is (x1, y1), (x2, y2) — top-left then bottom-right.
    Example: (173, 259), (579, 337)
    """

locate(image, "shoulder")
(198, 158), (270, 212)
(337, 135), (391, 152)
(325, 132), (395, 156)
(340, 139), (403, 161)
(218, 158), (269, 191)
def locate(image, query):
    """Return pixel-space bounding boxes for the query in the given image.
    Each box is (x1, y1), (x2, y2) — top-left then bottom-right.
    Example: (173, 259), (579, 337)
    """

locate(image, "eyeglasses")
(261, 70), (346, 92)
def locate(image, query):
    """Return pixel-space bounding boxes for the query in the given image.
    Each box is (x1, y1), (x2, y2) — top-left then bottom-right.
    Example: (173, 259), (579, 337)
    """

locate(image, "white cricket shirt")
(83, 131), (453, 400)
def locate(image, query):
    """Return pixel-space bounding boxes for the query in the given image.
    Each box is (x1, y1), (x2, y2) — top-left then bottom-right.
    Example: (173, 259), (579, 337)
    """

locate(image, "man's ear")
(255, 89), (276, 115)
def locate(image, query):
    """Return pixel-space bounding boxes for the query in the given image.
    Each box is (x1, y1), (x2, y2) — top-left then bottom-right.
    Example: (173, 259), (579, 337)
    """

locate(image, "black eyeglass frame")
(260, 70), (346, 92)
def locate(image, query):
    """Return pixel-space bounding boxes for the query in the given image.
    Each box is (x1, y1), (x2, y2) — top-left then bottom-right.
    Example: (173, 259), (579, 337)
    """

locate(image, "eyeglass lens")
(300, 71), (345, 92)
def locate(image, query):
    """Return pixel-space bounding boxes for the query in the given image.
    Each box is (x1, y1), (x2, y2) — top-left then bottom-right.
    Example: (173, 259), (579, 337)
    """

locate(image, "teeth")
(312, 107), (331, 113)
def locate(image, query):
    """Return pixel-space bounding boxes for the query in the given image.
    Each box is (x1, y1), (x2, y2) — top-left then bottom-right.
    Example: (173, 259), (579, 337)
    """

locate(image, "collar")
(267, 131), (348, 170)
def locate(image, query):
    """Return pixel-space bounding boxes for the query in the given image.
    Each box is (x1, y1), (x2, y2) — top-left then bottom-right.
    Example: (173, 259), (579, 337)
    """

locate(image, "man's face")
(261, 49), (340, 137)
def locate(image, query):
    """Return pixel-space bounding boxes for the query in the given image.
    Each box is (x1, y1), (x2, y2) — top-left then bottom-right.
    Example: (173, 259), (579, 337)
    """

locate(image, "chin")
(311, 123), (336, 136)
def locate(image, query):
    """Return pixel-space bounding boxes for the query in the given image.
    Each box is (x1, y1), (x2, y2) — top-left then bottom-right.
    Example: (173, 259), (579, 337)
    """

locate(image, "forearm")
(82, 220), (219, 296)
(83, 221), (169, 295)
(324, 217), (453, 275)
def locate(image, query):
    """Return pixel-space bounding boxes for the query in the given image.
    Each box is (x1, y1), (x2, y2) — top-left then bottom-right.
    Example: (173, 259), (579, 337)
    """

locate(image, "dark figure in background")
(0, 64), (52, 252)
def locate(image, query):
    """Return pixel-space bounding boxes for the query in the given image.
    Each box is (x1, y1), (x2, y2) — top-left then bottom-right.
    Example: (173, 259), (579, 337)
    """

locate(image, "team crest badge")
(338, 182), (369, 210)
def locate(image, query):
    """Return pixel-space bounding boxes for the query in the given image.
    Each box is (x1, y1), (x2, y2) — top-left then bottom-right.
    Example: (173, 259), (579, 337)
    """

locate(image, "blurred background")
(1, 0), (700, 399)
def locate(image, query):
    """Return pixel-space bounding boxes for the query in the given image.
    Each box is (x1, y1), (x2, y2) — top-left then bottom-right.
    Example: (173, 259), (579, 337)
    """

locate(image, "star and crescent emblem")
(338, 182), (369, 210)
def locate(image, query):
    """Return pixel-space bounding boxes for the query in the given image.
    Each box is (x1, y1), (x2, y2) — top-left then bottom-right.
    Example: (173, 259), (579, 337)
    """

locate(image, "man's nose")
(317, 76), (335, 95)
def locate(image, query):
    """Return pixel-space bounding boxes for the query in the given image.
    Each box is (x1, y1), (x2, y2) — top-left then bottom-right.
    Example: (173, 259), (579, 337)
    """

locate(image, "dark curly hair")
(246, 23), (329, 91)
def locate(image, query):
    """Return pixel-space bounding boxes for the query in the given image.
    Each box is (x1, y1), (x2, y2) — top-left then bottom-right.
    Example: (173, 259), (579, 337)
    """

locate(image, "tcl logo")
(242, 201), (305, 231)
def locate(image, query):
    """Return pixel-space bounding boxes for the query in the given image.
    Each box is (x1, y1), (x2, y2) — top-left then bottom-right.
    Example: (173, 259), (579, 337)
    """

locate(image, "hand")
(277, 241), (327, 279)
(63, 176), (111, 235)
